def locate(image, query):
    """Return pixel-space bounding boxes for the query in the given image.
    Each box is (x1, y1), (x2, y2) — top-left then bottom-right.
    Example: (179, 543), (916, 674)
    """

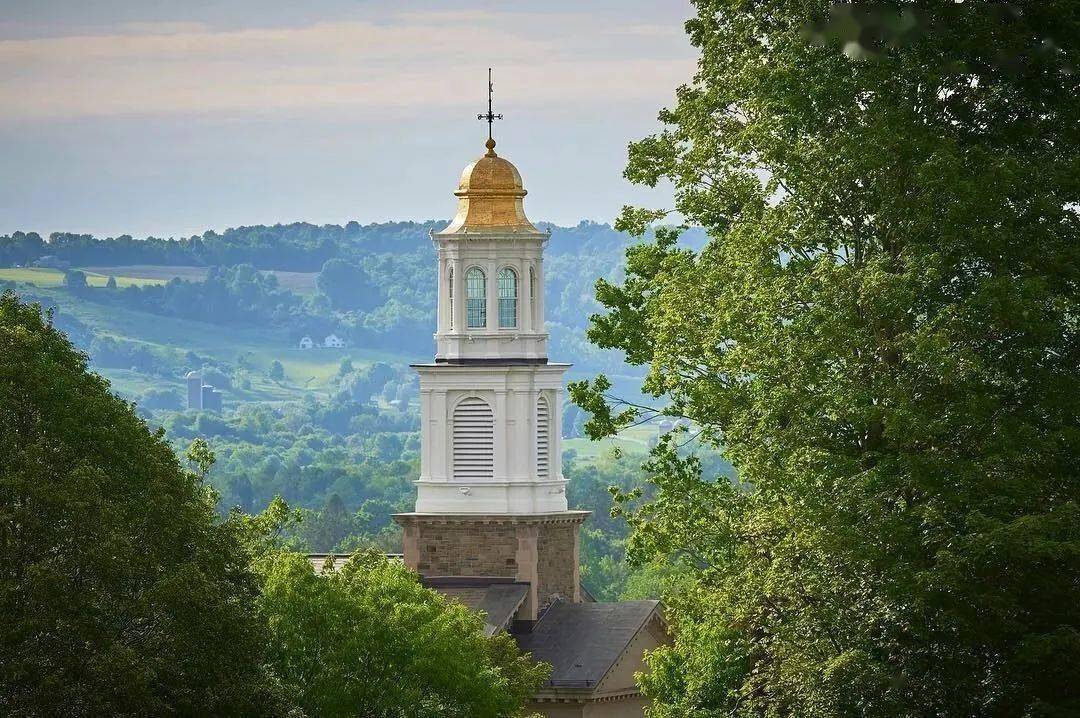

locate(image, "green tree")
(62, 269), (87, 292)
(299, 493), (354, 551)
(258, 549), (548, 718)
(268, 359), (285, 382)
(571, 2), (1080, 716)
(0, 292), (286, 716)
(342, 361), (396, 404)
(105, 275), (117, 289)
(316, 258), (382, 311)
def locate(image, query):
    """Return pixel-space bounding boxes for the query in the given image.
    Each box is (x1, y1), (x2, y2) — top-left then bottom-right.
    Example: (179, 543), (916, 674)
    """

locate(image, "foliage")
(112, 263), (303, 326)
(340, 361), (397, 404)
(572, 1), (1080, 715)
(139, 386), (183, 411)
(316, 258), (383, 312)
(62, 269), (87, 292)
(0, 292), (286, 717)
(257, 548), (548, 718)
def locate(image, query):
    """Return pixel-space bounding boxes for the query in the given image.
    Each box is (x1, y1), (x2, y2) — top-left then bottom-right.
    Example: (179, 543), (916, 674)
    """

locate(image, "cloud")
(0, 10), (695, 121)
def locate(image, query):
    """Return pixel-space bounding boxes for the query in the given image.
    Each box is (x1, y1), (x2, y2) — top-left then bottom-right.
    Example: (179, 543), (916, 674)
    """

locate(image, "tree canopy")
(572, 1), (1080, 716)
(0, 291), (550, 716)
(0, 292), (285, 716)
(257, 548), (548, 718)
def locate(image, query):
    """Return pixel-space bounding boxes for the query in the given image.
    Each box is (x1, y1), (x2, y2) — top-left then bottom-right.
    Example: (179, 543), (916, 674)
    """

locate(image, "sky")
(0, 1), (698, 238)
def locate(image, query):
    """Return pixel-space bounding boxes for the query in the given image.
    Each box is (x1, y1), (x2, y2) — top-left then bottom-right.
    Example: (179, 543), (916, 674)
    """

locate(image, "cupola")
(441, 138), (542, 235)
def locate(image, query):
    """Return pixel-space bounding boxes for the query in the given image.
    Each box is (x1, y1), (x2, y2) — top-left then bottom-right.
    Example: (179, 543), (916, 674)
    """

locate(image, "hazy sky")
(0, 1), (698, 238)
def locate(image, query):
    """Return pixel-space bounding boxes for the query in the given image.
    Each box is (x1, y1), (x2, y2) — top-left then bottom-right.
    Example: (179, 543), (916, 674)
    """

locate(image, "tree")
(268, 360), (285, 382)
(257, 549), (548, 718)
(571, 2), (1080, 716)
(316, 258), (382, 311)
(337, 356), (354, 377)
(105, 276), (117, 289)
(299, 493), (354, 551)
(138, 387), (183, 411)
(342, 361), (396, 404)
(62, 269), (88, 292)
(0, 292), (286, 716)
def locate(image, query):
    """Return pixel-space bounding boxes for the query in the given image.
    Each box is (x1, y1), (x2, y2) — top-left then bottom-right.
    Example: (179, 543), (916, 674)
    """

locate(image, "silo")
(206, 389), (223, 413)
(200, 385), (215, 412)
(185, 371), (202, 410)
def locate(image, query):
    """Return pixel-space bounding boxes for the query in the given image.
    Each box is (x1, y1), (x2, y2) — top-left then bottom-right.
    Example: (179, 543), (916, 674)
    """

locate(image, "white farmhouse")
(323, 334), (345, 348)
(298, 336), (314, 350)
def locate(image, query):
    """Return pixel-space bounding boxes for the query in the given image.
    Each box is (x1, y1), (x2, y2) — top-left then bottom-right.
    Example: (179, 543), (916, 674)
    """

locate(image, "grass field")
(564, 423), (659, 460)
(80, 265), (321, 295)
(0, 267), (166, 288)
(1, 265), (321, 296)
(16, 286), (422, 405)
(82, 265), (209, 283)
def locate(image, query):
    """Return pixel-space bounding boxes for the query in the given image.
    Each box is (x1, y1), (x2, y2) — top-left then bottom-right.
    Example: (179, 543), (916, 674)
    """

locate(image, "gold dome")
(441, 138), (541, 235)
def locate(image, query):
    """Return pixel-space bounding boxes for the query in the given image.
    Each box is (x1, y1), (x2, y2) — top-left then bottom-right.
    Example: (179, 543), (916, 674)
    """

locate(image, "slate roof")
(513, 599), (662, 688)
(428, 578), (531, 636)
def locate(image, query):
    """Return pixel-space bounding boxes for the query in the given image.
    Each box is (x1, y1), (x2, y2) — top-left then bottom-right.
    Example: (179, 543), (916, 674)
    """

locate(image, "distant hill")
(0, 220), (703, 412)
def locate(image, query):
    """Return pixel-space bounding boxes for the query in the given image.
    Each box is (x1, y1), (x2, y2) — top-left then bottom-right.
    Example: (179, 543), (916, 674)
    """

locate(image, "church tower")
(394, 92), (588, 620)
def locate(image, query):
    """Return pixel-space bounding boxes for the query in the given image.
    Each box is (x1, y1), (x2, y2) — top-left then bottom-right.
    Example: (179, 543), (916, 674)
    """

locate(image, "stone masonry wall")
(537, 523), (577, 605)
(414, 522), (518, 576)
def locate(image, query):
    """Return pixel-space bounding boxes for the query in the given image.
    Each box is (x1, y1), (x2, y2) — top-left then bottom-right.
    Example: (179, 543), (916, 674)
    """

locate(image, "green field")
(563, 423), (659, 460)
(81, 265), (321, 295)
(15, 285), (421, 406)
(1, 265), (321, 295)
(0, 267), (166, 288)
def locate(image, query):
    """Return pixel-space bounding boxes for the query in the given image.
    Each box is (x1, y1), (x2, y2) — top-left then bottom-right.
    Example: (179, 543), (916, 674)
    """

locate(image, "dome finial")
(485, 137), (497, 157)
(477, 68), (503, 146)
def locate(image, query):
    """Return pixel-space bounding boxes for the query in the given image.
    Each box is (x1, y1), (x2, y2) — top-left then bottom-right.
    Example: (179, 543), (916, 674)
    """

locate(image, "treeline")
(0, 222), (434, 271)
(1, 220), (696, 272)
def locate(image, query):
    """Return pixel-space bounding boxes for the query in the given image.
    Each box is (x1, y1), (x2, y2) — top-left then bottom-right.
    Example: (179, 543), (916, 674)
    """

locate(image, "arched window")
(453, 396), (494, 480)
(447, 267), (454, 330)
(529, 266), (536, 327)
(498, 268), (517, 328)
(536, 394), (550, 479)
(466, 267), (486, 328)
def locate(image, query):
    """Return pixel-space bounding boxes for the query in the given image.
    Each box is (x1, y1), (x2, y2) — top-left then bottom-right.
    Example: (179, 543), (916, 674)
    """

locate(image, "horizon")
(8, 216), (633, 243)
(0, 0), (697, 239)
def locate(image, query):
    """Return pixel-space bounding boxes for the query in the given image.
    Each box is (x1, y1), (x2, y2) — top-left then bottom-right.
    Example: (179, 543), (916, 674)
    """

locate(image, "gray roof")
(433, 580), (531, 636)
(513, 599), (661, 688)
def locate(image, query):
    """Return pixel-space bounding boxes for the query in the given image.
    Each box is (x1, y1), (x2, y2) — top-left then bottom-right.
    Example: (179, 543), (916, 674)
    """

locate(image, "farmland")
(81, 265), (321, 294)
(4, 282), (422, 407)
(0, 267), (167, 288)
(0, 265), (321, 295)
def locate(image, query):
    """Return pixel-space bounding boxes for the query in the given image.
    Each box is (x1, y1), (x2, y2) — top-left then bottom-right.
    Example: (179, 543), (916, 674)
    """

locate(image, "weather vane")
(477, 68), (503, 140)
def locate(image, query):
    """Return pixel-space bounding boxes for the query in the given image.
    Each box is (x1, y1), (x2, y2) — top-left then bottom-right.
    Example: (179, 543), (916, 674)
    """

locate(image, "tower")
(185, 371), (202, 410)
(395, 92), (587, 620)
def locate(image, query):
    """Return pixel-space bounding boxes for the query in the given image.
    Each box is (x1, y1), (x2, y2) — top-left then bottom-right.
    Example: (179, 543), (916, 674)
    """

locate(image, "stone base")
(393, 511), (589, 620)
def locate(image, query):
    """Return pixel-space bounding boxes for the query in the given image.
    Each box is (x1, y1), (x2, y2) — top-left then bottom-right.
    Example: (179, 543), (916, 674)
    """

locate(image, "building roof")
(425, 577), (531, 636)
(513, 599), (662, 689)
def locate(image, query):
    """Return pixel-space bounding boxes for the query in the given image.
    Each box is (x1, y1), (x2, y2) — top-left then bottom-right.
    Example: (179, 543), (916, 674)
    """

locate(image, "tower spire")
(477, 68), (503, 155)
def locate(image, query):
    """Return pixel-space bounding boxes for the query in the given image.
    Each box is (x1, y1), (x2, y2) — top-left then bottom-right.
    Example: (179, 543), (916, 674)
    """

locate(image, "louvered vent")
(536, 394), (550, 479)
(453, 397), (494, 480)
